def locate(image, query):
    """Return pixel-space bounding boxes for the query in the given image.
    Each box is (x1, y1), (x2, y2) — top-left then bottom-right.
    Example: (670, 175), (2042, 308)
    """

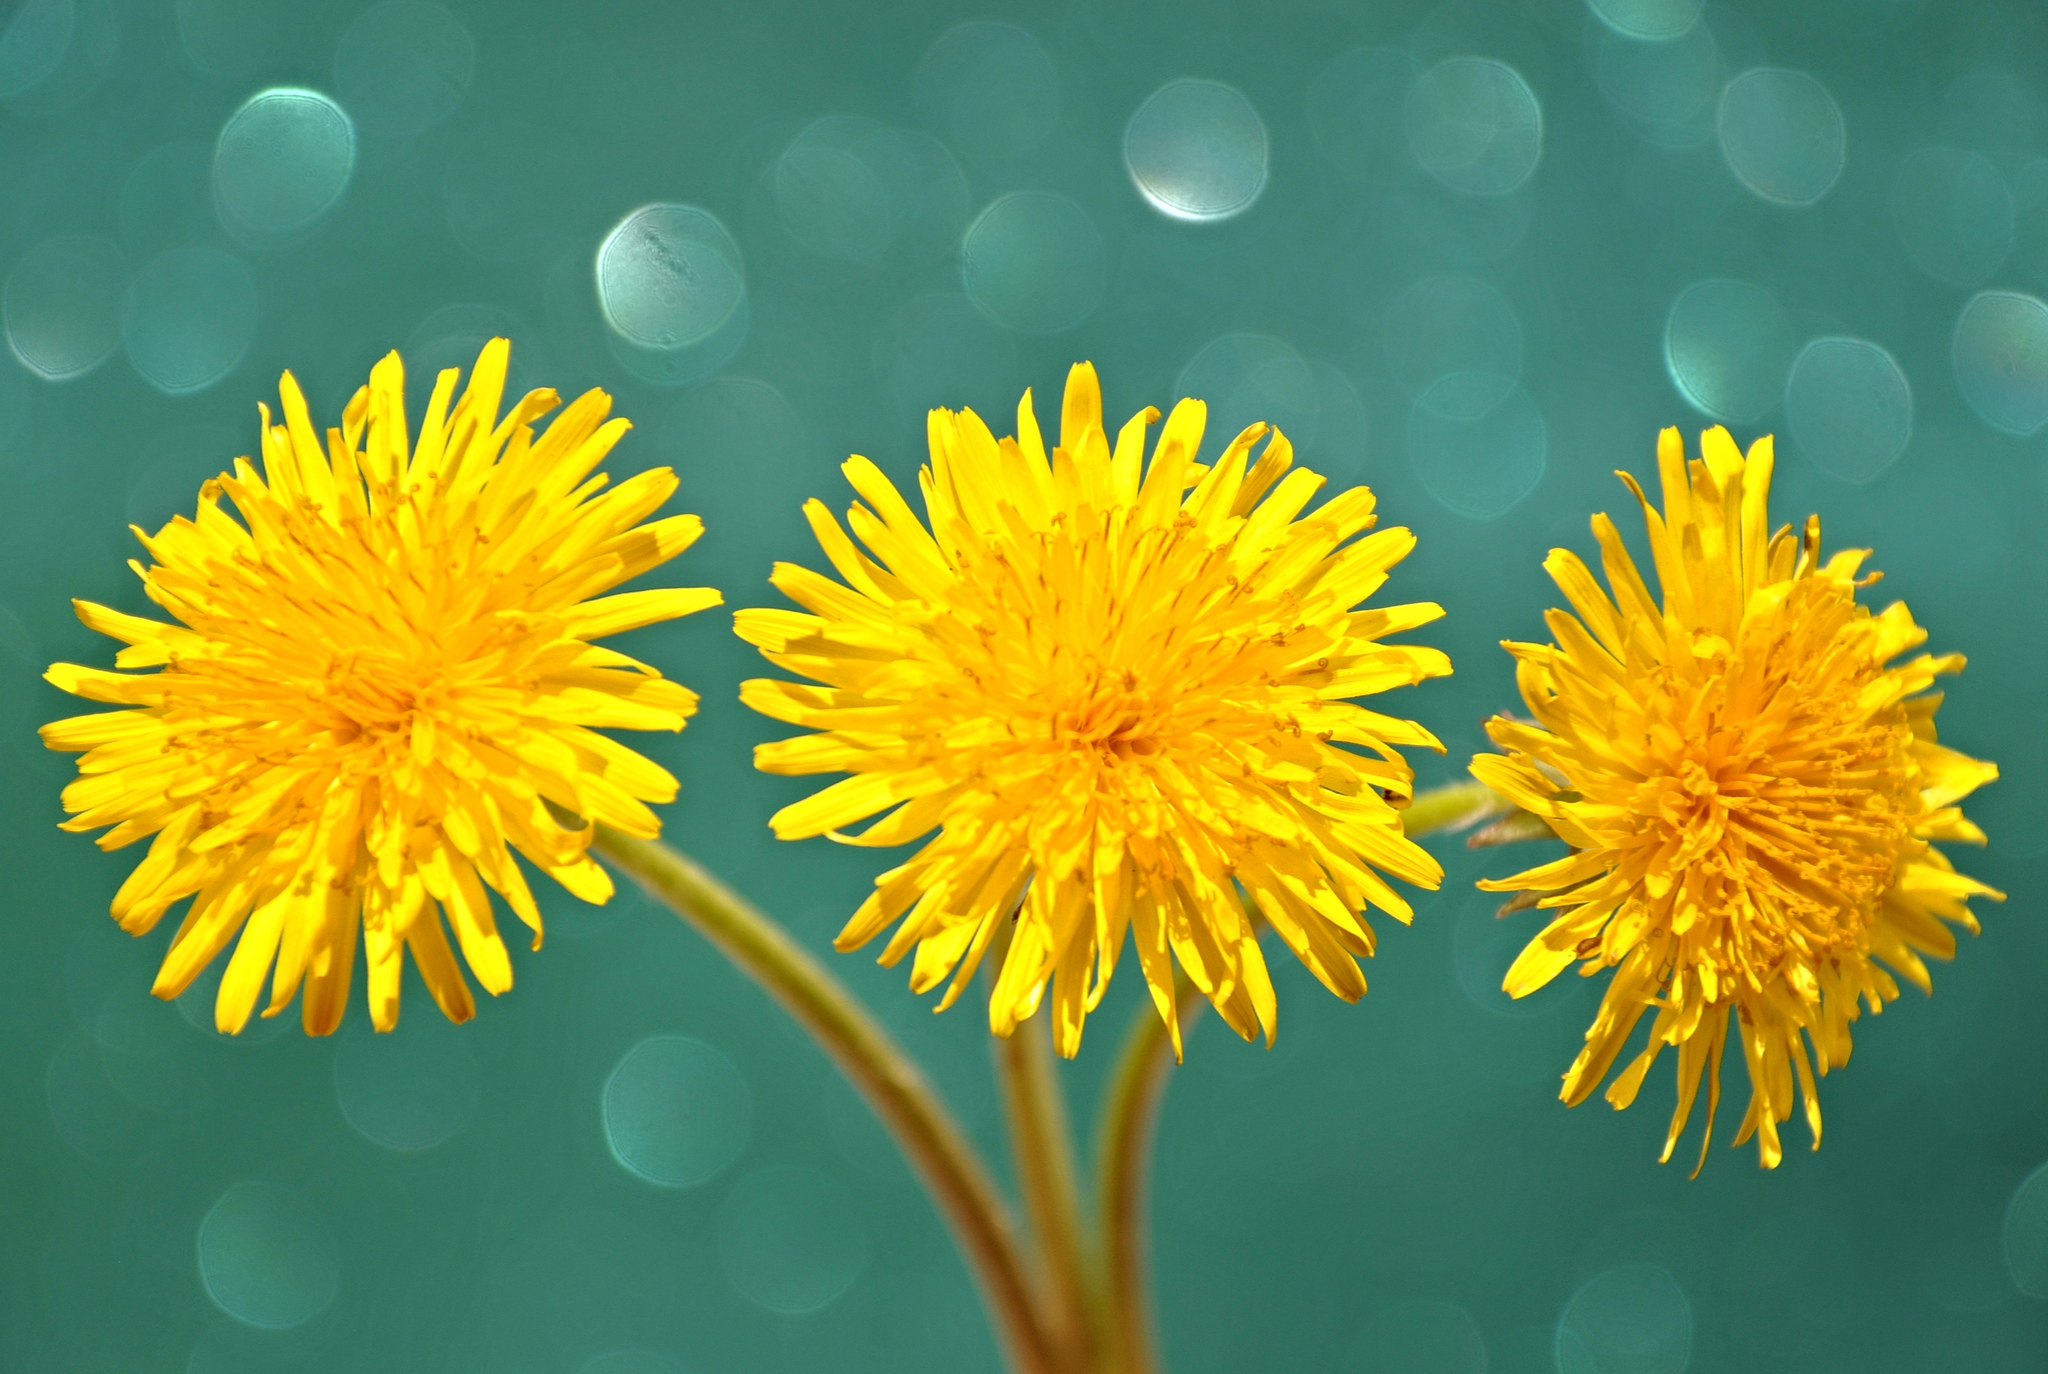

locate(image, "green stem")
(1398, 777), (1504, 837)
(1096, 976), (1204, 1374)
(996, 1005), (1101, 1372)
(1089, 777), (1491, 1374)
(591, 826), (1059, 1374)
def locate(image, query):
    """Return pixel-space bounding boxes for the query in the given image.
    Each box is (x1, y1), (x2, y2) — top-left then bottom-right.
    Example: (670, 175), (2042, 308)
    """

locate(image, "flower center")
(1633, 619), (1914, 969)
(1044, 666), (1167, 760)
(316, 646), (446, 746)
(936, 516), (1244, 779)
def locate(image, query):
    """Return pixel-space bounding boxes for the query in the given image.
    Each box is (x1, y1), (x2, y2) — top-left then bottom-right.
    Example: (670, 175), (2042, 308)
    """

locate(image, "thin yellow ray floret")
(1475, 425), (2000, 1172)
(42, 339), (719, 1036)
(737, 362), (1452, 1058)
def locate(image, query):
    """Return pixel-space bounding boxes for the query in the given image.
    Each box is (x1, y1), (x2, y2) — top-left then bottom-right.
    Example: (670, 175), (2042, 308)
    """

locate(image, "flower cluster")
(42, 345), (2002, 1177)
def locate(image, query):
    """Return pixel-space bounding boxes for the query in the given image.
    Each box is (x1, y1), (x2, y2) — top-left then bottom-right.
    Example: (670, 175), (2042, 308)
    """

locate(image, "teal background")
(3, 0), (2047, 1370)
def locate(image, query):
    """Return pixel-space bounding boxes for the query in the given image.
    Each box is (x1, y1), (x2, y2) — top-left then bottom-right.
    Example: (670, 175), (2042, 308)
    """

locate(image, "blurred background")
(3, 0), (2047, 1370)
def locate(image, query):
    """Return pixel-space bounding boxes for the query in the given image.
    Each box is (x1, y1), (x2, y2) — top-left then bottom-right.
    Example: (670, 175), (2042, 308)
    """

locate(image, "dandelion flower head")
(738, 363), (1452, 1057)
(1473, 426), (2000, 1170)
(43, 340), (719, 1035)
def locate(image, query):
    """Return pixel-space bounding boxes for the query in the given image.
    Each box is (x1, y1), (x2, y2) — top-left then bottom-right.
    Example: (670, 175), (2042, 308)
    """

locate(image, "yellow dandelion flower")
(41, 339), (719, 1036)
(736, 362), (1451, 1057)
(1473, 425), (2001, 1171)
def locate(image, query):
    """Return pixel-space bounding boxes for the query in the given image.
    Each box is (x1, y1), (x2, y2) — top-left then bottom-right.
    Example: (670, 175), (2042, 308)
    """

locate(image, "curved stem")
(997, 1008), (1099, 1372)
(1091, 777), (1495, 1374)
(1096, 976), (1203, 1374)
(592, 826), (1058, 1374)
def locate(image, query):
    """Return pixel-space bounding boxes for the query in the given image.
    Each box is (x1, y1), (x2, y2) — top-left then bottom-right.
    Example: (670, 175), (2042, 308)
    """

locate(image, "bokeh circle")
(1556, 1263), (1692, 1374)
(1403, 58), (1543, 196)
(213, 88), (356, 240)
(1664, 278), (1796, 424)
(121, 245), (259, 396)
(716, 1164), (868, 1314)
(2002, 1160), (2048, 1298)
(1785, 337), (1912, 484)
(603, 1034), (752, 1189)
(1951, 290), (2048, 436)
(4, 234), (126, 380)
(1125, 78), (1269, 221)
(1718, 68), (1845, 206)
(595, 204), (746, 350)
(196, 1181), (339, 1330)
(961, 191), (1107, 334)
(332, 0), (475, 139)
